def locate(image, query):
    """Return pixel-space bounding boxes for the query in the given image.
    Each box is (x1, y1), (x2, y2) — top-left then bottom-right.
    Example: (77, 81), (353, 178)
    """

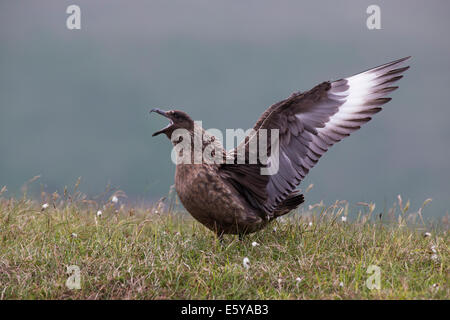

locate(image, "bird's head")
(150, 108), (194, 139)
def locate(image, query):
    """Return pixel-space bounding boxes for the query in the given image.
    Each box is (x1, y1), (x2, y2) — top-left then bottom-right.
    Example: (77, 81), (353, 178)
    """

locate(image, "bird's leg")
(238, 233), (245, 241)
(216, 231), (224, 244)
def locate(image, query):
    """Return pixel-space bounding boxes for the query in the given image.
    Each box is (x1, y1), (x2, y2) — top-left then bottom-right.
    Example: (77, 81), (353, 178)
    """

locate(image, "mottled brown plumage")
(151, 57), (410, 239)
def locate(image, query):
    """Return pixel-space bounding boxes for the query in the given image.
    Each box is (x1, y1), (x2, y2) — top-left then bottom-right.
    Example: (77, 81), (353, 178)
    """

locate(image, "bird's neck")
(172, 123), (227, 165)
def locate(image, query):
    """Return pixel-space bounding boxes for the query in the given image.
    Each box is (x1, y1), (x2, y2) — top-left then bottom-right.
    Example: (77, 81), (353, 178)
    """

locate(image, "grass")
(0, 184), (448, 299)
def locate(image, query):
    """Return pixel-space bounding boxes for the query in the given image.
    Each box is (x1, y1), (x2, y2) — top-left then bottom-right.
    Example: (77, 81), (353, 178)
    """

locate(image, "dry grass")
(0, 185), (448, 299)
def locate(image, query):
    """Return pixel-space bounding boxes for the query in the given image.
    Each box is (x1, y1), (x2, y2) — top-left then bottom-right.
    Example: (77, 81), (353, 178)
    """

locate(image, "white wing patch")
(315, 57), (410, 146)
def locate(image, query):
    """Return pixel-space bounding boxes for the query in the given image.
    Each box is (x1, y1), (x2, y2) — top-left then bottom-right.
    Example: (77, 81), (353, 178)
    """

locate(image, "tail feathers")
(272, 191), (304, 219)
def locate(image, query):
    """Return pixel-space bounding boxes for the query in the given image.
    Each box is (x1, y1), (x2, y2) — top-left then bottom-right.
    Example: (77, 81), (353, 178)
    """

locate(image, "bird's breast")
(174, 164), (264, 233)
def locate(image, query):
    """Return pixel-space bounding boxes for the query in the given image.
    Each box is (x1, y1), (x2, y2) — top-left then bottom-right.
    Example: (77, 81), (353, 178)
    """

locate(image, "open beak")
(150, 108), (174, 137)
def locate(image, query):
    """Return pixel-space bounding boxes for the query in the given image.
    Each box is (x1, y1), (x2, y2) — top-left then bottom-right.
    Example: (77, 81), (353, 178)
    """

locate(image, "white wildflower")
(424, 232), (431, 237)
(243, 257), (250, 269)
(71, 233), (78, 238)
(339, 281), (344, 287)
(251, 241), (259, 247)
(296, 277), (303, 283)
(308, 221), (313, 227)
(96, 210), (102, 217)
(341, 216), (347, 222)
(431, 245), (437, 253)
(272, 227), (277, 233)
(111, 195), (118, 203)
(41, 203), (49, 210)
(431, 254), (439, 261)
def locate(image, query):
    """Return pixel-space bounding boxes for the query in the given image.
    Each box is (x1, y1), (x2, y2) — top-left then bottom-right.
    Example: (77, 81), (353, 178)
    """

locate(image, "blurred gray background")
(1, 0), (449, 217)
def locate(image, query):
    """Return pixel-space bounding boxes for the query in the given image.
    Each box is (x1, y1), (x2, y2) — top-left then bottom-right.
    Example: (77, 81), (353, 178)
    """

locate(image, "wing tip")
(396, 56), (412, 63)
(378, 56), (411, 71)
(354, 56), (412, 78)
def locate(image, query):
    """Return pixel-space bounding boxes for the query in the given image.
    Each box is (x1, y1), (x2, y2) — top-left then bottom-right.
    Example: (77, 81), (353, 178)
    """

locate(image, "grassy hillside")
(0, 186), (448, 299)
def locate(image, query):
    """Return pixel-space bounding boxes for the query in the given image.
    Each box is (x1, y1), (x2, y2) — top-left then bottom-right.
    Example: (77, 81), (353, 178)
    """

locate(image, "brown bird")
(151, 57), (410, 240)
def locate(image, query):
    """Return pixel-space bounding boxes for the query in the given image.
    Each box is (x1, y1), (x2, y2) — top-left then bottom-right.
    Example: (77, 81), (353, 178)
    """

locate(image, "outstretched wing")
(219, 57), (410, 216)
